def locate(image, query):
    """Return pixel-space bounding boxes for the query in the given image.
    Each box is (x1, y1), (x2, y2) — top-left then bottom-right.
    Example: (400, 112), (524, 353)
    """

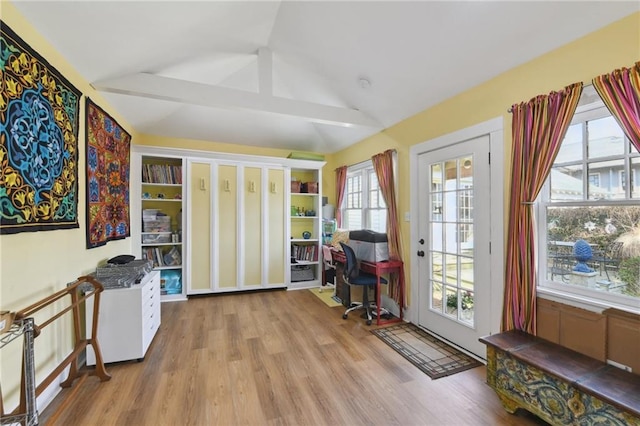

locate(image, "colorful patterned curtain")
(372, 149), (404, 305)
(502, 83), (583, 334)
(593, 62), (640, 152)
(335, 166), (347, 227)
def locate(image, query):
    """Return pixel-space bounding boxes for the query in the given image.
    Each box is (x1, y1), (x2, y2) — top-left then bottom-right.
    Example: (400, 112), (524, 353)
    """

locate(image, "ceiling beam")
(92, 73), (380, 128)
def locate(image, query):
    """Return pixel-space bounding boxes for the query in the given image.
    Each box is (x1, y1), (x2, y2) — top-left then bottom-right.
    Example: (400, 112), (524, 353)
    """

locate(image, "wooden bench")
(480, 330), (640, 426)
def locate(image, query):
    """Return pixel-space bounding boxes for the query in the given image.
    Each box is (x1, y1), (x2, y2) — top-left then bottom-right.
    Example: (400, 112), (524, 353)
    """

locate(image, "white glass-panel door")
(416, 135), (491, 358)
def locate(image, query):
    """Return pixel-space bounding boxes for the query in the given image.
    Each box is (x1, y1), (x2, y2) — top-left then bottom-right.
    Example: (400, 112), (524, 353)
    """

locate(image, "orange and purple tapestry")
(1, 22), (82, 234)
(85, 98), (131, 248)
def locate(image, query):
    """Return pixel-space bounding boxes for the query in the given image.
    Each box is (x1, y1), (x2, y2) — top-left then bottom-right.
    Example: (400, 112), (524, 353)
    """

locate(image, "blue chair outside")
(340, 242), (387, 325)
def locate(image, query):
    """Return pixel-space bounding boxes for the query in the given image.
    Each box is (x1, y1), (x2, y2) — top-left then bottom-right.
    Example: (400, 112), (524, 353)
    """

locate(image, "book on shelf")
(142, 164), (182, 185)
(142, 247), (169, 268)
(163, 246), (182, 266)
(291, 244), (317, 262)
(155, 247), (164, 266)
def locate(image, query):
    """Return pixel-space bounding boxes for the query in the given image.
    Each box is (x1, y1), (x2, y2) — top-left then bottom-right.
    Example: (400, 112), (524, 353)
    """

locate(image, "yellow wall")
(0, 0), (142, 407)
(323, 12), (640, 302)
(136, 133), (295, 159)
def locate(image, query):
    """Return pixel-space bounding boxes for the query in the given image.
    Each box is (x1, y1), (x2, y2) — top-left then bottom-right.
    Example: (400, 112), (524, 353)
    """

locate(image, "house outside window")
(537, 87), (640, 311)
(341, 162), (387, 233)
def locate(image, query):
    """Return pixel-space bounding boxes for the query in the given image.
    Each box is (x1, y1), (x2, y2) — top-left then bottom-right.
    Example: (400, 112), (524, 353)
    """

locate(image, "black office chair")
(340, 242), (387, 325)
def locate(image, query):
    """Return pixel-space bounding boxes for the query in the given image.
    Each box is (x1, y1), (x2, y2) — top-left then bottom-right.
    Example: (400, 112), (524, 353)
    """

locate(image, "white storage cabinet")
(86, 270), (161, 365)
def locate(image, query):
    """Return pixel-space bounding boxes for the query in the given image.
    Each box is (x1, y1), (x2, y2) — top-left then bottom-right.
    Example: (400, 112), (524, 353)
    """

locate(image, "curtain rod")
(335, 149), (397, 171)
(507, 82), (594, 113)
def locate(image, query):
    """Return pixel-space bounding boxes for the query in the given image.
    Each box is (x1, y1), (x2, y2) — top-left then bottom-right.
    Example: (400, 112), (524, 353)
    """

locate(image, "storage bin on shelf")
(301, 182), (318, 193)
(142, 232), (172, 244)
(143, 216), (171, 232)
(291, 265), (314, 282)
(160, 270), (182, 295)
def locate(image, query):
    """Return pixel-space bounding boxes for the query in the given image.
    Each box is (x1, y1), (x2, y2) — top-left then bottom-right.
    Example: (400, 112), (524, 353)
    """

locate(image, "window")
(341, 162), (387, 233)
(537, 86), (640, 310)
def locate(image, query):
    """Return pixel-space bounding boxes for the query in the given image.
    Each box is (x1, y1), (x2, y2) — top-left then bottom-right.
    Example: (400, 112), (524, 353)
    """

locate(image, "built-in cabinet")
(288, 168), (322, 289)
(132, 152), (186, 301)
(132, 146), (324, 294)
(187, 160), (213, 293)
(86, 270), (161, 364)
(186, 160), (288, 294)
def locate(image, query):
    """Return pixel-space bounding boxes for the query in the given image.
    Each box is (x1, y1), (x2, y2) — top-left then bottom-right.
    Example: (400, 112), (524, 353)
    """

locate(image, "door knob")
(419, 239), (424, 245)
(417, 250), (425, 257)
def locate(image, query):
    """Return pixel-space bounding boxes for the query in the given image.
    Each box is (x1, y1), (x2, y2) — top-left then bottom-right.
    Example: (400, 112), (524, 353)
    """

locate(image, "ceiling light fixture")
(358, 77), (371, 89)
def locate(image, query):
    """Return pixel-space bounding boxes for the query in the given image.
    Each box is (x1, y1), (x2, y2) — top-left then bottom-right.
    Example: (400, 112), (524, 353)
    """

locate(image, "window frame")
(536, 100), (640, 314)
(340, 160), (388, 233)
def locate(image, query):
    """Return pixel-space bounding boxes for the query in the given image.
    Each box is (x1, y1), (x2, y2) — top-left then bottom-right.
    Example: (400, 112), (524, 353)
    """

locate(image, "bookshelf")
(139, 156), (186, 301)
(288, 167), (322, 289)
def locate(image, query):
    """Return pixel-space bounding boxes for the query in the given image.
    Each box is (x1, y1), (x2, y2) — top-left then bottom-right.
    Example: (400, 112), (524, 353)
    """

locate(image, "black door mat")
(371, 323), (482, 379)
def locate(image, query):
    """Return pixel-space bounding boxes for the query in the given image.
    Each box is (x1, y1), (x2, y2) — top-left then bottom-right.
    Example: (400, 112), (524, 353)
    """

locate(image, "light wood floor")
(41, 289), (546, 425)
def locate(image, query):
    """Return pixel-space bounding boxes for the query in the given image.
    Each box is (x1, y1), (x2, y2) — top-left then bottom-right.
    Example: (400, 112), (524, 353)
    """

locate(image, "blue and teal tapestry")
(85, 98), (130, 249)
(0, 22), (81, 234)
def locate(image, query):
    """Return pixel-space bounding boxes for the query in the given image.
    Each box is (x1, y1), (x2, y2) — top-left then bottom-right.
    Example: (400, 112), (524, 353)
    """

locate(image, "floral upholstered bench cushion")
(480, 330), (640, 426)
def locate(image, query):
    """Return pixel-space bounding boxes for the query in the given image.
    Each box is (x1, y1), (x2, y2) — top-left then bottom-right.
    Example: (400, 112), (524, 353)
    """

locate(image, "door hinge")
(489, 241), (492, 254)
(488, 152), (491, 164)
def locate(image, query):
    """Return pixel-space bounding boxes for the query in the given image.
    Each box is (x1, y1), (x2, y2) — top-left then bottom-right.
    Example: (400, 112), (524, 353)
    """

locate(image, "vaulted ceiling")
(12, 1), (640, 153)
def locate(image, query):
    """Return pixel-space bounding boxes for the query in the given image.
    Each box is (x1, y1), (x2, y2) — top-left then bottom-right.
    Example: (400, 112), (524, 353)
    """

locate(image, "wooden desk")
(331, 249), (404, 326)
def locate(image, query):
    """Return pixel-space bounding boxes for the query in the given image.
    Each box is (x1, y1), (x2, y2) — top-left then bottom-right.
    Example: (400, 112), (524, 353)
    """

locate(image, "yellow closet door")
(268, 169), (285, 284)
(244, 167), (262, 286)
(189, 162), (211, 291)
(218, 165), (237, 288)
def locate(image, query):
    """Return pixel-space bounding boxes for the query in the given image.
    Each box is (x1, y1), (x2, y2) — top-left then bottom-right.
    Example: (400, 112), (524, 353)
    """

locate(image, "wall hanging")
(85, 98), (131, 248)
(0, 21), (82, 234)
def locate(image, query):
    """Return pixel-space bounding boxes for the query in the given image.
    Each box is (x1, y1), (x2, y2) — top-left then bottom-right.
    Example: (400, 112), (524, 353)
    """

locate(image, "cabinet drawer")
(143, 290), (158, 315)
(142, 277), (159, 301)
(142, 303), (156, 325)
(142, 313), (160, 352)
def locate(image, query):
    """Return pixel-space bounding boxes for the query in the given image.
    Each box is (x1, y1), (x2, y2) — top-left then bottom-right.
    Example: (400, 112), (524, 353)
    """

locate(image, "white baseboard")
(37, 375), (63, 415)
(36, 352), (85, 417)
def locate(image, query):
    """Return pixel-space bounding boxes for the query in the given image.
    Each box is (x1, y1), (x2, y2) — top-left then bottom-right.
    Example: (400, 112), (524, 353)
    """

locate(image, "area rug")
(371, 323), (482, 379)
(308, 287), (342, 307)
